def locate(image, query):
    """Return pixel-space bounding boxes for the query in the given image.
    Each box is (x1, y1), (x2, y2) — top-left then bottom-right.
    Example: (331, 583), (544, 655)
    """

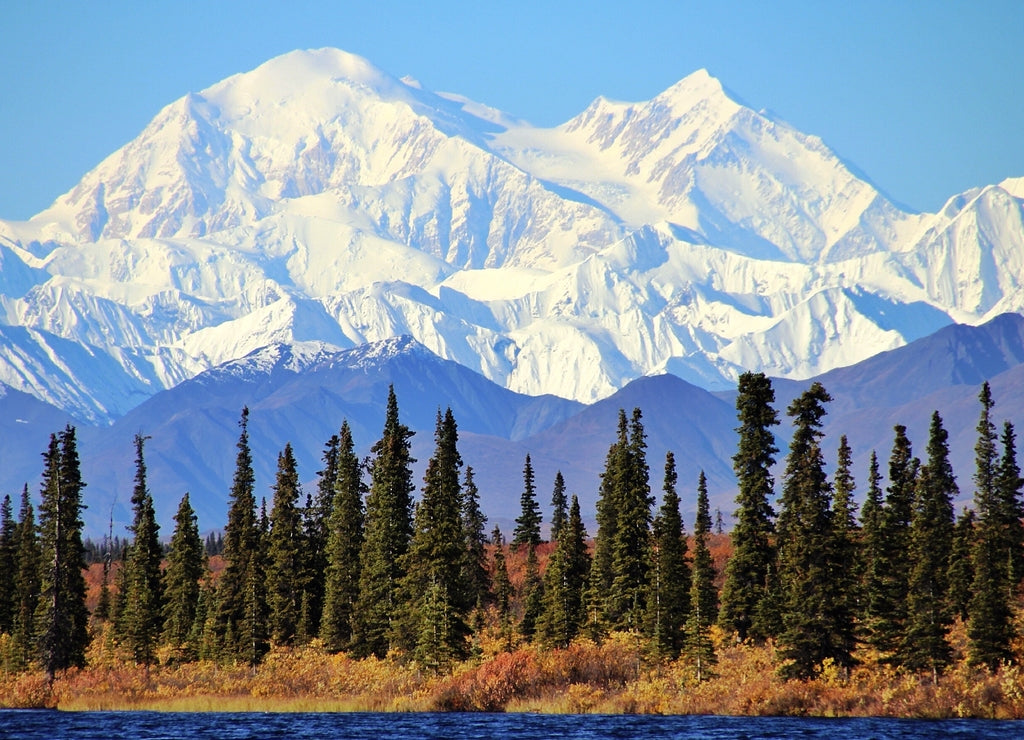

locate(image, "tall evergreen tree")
(351, 385), (415, 658)
(513, 454), (542, 549)
(0, 494), (16, 634)
(685, 471), (717, 682)
(35, 427), (90, 677)
(973, 382), (999, 522)
(519, 544), (545, 641)
(119, 433), (164, 664)
(161, 492), (206, 661)
(216, 407), (265, 664)
(490, 526), (513, 650)
(967, 382), (1015, 669)
(829, 434), (859, 673)
(948, 507), (977, 623)
(902, 412), (956, 677)
(267, 443), (305, 646)
(461, 466), (490, 614)
(302, 433), (339, 641)
(995, 421), (1024, 585)
(537, 495), (590, 649)
(513, 453), (545, 641)
(398, 408), (472, 669)
(719, 372), (780, 643)
(776, 382), (846, 679)
(550, 471), (568, 542)
(12, 486), (40, 668)
(590, 411), (630, 621)
(867, 425), (918, 661)
(247, 498), (271, 665)
(645, 451), (690, 660)
(858, 452), (885, 635)
(320, 421), (365, 652)
(609, 409), (654, 634)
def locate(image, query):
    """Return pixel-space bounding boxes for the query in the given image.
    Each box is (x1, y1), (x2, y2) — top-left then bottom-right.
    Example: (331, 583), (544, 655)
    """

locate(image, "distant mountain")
(1, 314), (1020, 537)
(0, 48), (1022, 421)
(69, 337), (581, 534)
(764, 313), (1024, 513)
(0, 384), (78, 499)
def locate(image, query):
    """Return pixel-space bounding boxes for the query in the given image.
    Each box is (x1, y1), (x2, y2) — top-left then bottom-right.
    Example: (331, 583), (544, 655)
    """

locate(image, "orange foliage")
(496, 541), (556, 590)
(3, 635), (1024, 717)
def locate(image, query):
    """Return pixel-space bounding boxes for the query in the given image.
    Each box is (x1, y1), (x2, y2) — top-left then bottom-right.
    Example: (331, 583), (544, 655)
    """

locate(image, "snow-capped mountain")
(1, 47), (1023, 419)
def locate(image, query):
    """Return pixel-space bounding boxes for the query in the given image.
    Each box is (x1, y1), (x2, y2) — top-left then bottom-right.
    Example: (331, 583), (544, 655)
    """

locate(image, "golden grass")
(3, 629), (1024, 718)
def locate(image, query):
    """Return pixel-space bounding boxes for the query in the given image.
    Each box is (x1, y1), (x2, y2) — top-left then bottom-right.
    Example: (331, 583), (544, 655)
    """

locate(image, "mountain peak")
(653, 68), (735, 111)
(0, 48), (1022, 418)
(204, 47), (410, 109)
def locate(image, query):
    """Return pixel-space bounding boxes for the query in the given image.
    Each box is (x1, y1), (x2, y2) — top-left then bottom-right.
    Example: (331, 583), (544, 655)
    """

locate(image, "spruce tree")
(216, 407), (265, 664)
(351, 386), (415, 658)
(161, 492), (206, 660)
(776, 382), (845, 679)
(948, 507), (977, 623)
(35, 427), (90, 677)
(967, 382), (1015, 669)
(246, 498), (271, 666)
(267, 443), (305, 646)
(995, 421), (1024, 585)
(537, 495), (590, 649)
(645, 451), (690, 660)
(119, 433), (164, 664)
(829, 434), (859, 672)
(197, 582), (222, 661)
(512, 453), (545, 641)
(609, 409), (654, 634)
(302, 433), (340, 640)
(490, 526), (513, 650)
(461, 466), (490, 614)
(902, 412), (956, 678)
(550, 471), (568, 542)
(685, 471), (717, 682)
(513, 454), (542, 549)
(12, 486), (40, 669)
(519, 545), (545, 641)
(320, 421), (365, 652)
(858, 452), (885, 637)
(0, 494), (16, 634)
(589, 411), (630, 623)
(867, 425), (918, 661)
(719, 372), (779, 643)
(398, 408), (472, 669)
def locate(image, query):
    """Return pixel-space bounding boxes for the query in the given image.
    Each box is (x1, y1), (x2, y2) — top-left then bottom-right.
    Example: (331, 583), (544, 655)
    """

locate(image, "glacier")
(0, 47), (1022, 420)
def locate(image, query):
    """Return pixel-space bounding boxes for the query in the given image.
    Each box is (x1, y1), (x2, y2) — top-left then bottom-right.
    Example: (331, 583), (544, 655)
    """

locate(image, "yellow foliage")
(5, 629), (1024, 716)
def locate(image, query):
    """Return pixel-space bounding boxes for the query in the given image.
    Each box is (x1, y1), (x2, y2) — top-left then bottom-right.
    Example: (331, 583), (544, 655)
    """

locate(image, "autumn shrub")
(435, 649), (536, 711)
(0, 670), (54, 708)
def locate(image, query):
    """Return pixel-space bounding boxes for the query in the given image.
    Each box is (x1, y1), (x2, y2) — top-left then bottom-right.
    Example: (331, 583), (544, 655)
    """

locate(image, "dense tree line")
(1, 377), (1023, 684)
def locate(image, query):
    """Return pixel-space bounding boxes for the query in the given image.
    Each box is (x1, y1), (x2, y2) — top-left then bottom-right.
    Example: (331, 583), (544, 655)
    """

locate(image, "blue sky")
(2, 1), (1022, 220)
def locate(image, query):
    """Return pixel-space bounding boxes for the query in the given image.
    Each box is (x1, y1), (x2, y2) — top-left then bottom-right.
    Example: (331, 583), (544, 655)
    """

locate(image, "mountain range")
(2, 314), (1024, 536)
(0, 48), (1022, 534)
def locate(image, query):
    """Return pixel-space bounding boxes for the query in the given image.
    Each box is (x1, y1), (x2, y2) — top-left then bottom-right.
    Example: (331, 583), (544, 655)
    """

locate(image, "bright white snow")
(0, 47), (1021, 417)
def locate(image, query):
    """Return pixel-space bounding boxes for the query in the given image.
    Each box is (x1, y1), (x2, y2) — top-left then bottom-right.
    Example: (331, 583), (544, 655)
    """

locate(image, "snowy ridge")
(0, 47), (1022, 417)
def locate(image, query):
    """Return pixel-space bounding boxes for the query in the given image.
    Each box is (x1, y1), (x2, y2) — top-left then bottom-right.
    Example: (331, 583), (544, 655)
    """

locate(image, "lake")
(0, 710), (1019, 738)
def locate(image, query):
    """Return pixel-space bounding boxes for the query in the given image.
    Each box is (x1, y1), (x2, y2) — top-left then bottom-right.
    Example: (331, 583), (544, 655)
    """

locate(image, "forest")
(2, 373), (1024, 717)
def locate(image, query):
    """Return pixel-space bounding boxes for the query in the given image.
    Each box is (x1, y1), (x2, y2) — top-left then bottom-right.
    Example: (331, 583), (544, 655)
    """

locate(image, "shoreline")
(3, 637), (1022, 719)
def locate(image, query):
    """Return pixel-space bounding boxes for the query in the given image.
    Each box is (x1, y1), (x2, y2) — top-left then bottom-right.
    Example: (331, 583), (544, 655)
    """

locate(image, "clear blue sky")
(2, 0), (1022, 220)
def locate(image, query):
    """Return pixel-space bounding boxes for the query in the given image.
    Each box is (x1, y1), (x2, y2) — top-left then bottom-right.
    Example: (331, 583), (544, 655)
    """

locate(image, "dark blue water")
(0, 710), (1019, 739)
